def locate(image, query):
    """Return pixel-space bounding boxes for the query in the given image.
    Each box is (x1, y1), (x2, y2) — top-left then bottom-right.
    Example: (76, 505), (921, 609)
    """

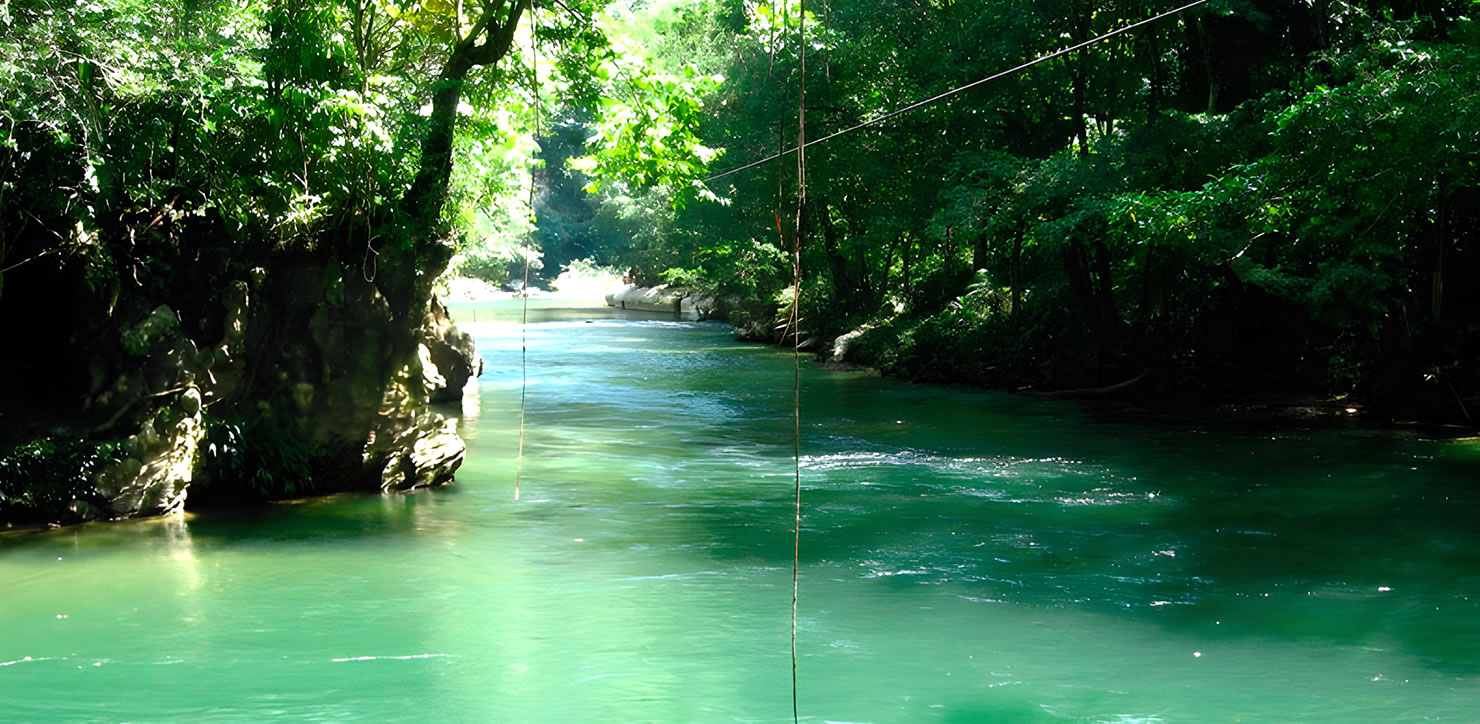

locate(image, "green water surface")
(3, 299), (1479, 722)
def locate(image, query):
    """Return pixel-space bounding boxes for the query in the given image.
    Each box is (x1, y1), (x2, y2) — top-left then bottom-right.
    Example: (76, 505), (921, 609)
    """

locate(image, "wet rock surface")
(605, 285), (716, 320)
(423, 297), (482, 403)
(92, 388), (203, 519)
(1, 256), (478, 526)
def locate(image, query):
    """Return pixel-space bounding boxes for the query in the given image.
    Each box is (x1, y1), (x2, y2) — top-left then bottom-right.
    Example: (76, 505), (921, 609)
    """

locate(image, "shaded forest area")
(590, 0), (1479, 423)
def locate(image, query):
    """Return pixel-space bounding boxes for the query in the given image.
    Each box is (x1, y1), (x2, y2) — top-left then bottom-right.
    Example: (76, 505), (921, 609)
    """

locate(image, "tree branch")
(466, 0), (526, 67)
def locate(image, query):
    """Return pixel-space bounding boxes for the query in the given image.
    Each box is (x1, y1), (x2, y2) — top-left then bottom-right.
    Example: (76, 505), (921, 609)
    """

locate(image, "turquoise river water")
(3, 299), (1479, 722)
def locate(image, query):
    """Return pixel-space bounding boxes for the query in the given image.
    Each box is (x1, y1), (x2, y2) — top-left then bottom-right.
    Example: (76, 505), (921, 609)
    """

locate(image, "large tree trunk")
(278, 0), (526, 496)
(1091, 238), (1117, 345)
(1196, 10), (1261, 114)
(1177, 15), (1209, 113)
(1145, 23), (1162, 126)
(1196, 15), (1221, 115)
(400, 56), (476, 232)
(1315, 0), (1329, 49)
(902, 234), (913, 298)
(819, 203), (859, 309)
(1284, 0), (1326, 57)
(404, 0), (527, 227)
(1062, 234), (1118, 374)
(1010, 221), (1024, 319)
(1071, 0), (1091, 159)
(1062, 238), (1095, 326)
(387, 0), (528, 323)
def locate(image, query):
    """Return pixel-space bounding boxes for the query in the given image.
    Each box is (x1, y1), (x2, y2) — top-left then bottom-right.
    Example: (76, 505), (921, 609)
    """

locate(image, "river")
(3, 298), (1478, 722)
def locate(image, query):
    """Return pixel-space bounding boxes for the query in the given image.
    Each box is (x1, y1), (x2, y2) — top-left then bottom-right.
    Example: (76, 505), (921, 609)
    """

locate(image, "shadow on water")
(0, 487), (472, 560)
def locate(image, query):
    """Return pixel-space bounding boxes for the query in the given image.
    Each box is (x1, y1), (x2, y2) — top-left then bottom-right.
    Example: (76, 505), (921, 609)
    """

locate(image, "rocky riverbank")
(1, 246), (482, 528)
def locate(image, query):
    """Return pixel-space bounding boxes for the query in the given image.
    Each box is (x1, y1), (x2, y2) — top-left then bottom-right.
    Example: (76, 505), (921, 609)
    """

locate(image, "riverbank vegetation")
(0, 0), (711, 524)
(3, 0), (1476, 524)
(581, 0), (1479, 423)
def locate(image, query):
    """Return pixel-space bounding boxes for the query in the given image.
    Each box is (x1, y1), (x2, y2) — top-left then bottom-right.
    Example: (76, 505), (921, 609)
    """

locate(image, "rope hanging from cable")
(789, 2), (807, 721)
(514, 1), (540, 502)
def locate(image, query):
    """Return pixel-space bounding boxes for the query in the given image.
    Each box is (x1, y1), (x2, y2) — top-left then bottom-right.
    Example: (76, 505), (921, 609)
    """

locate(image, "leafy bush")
(658, 266), (707, 289)
(200, 414), (313, 500)
(907, 254), (976, 317)
(0, 438), (121, 523)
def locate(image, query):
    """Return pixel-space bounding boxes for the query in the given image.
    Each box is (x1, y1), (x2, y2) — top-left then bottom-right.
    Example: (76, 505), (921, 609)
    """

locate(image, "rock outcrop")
(0, 248), (482, 525)
(422, 297), (483, 403)
(605, 285), (716, 320)
(831, 324), (874, 362)
(732, 318), (775, 343)
(80, 303), (211, 520)
(375, 409), (465, 491)
(90, 388), (203, 519)
(236, 266), (473, 497)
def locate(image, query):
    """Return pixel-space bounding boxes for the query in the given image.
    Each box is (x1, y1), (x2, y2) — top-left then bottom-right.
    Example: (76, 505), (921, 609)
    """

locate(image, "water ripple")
(330, 653), (457, 663)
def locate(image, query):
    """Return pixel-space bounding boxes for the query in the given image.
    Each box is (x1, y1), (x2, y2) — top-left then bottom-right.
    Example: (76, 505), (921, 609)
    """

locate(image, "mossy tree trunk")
(382, 0), (528, 329)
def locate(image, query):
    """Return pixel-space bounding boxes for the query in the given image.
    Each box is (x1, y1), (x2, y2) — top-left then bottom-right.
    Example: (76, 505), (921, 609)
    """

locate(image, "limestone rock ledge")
(605, 285), (715, 320)
(831, 324), (875, 362)
(422, 297), (483, 403)
(376, 410), (465, 491)
(88, 388), (203, 520)
(1, 270), (483, 526)
(81, 302), (212, 521)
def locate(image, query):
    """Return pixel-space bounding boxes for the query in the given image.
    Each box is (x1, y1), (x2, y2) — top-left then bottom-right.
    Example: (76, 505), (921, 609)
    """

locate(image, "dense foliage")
(3, 0), (1477, 522)
(605, 0), (1480, 421)
(0, 437), (122, 521)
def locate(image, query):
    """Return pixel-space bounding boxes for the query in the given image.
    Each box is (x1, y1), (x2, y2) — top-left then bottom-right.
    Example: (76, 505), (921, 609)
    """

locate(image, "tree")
(616, 0), (1480, 419)
(0, 0), (727, 522)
